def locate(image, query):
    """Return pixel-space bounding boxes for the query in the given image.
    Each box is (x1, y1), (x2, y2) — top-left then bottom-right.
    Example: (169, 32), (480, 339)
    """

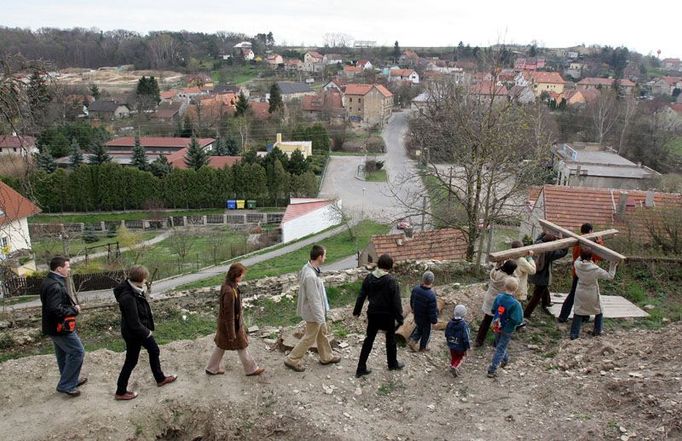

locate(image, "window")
(349, 97), (352, 102)
(358, 98), (362, 103)
(0, 237), (8, 247)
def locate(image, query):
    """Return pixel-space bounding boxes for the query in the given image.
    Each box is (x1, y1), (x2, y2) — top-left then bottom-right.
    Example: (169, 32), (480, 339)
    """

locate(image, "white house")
(356, 60), (373, 70)
(0, 135), (38, 157)
(389, 68), (420, 84)
(0, 181), (41, 275)
(280, 198), (342, 243)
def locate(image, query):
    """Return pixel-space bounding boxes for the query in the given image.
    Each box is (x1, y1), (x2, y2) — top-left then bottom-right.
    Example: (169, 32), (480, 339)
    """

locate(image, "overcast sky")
(2, 0), (679, 58)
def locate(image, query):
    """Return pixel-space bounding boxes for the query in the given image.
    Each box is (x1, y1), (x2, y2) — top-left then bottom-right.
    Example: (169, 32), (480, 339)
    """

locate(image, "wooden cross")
(488, 219), (627, 263)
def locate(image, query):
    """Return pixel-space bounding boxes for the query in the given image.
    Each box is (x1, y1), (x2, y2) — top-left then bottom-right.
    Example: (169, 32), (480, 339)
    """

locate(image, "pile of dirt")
(0, 282), (680, 440)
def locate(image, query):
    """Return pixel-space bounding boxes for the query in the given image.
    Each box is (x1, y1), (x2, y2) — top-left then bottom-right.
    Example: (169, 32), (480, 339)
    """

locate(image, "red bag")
(57, 316), (77, 334)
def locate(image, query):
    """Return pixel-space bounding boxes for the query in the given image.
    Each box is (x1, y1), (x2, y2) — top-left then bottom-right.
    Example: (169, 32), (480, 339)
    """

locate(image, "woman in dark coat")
(114, 265), (176, 401)
(205, 262), (265, 376)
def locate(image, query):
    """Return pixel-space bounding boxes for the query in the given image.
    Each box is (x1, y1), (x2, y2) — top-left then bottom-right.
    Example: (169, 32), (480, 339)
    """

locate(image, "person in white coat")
(570, 248), (618, 340)
(474, 260), (517, 347)
(511, 240), (536, 303)
(284, 245), (341, 371)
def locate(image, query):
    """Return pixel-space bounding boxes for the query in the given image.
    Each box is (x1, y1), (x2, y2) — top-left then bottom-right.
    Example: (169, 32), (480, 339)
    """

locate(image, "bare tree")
(589, 89), (620, 144)
(323, 33), (354, 48)
(617, 93), (638, 154)
(167, 228), (195, 266)
(394, 75), (554, 262)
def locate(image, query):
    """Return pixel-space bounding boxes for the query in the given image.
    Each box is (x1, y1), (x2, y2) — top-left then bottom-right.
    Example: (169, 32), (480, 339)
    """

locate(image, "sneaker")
(516, 320), (528, 330)
(355, 368), (372, 378)
(418, 347), (430, 352)
(114, 391), (138, 401)
(157, 375), (177, 387)
(77, 377), (88, 387)
(284, 359), (306, 372)
(388, 361), (405, 371)
(500, 360), (508, 368)
(320, 355), (342, 365)
(487, 371), (497, 378)
(450, 367), (459, 378)
(407, 340), (419, 352)
(56, 388), (81, 397)
(557, 318), (567, 324)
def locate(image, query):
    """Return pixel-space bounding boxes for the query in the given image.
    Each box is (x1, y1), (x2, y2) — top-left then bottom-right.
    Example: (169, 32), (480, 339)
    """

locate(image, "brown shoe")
(205, 369), (225, 375)
(77, 377), (88, 387)
(284, 359), (305, 372)
(57, 388), (81, 397)
(114, 391), (138, 401)
(157, 375), (177, 387)
(320, 355), (342, 365)
(246, 367), (265, 376)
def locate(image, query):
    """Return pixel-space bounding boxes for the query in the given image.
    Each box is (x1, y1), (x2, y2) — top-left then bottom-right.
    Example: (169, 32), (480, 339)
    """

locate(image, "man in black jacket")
(353, 254), (405, 378)
(113, 265), (176, 401)
(40, 256), (86, 397)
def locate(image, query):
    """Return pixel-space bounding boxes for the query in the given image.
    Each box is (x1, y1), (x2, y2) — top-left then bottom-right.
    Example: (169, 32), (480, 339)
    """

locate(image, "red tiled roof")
(390, 69), (416, 77)
(344, 84), (373, 95)
(536, 185), (682, 237)
(660, 76), (682, 86)
(529, 71), (566, 84)
(375, 84), (393, 98)
(166, 148), (241, 169)
(578, 77), (636, 87)
(343, 66), (362, 74)
(281, 199), (335, 223)
(470, 81), (508, 96)
(249, 101), (270, 120)
(0, 181), (41, 226)
(369, 228), (468, 263)
(0, 135), (36, 149)
(302, 91), (344, 112)
(106, 137), (215, 149)
(160, 90), (177, 100)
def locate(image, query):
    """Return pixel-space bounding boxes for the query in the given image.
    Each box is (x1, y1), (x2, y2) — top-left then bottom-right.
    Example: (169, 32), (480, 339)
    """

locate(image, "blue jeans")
(488, 331), (512, 373)
(409, 320), (432, 350)
(51, 331), (85, 392)
(570, 313), (603, 339)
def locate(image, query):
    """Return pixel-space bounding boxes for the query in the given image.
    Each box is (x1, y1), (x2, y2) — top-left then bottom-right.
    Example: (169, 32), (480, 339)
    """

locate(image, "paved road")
(8, 225), (358, 311)
(320, 110), (425, 228)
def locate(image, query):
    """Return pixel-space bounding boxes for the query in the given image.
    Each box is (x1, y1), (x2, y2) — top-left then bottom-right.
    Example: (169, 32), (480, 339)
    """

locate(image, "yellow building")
(273, 133), (313, 158)
(528, 71), (566, 97)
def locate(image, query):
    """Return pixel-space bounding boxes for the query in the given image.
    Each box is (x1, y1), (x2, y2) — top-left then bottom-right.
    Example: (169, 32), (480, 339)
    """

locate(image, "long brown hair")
(224, 262), (247, 287)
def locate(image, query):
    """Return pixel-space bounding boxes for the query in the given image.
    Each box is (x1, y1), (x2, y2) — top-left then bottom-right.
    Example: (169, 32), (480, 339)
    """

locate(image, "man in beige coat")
(284, 245), (341, 372)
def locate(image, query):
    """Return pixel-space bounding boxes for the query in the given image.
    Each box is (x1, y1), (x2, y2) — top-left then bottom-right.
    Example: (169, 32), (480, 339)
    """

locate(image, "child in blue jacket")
(487, 277), (523, 378)
(445, 304), (470, 377)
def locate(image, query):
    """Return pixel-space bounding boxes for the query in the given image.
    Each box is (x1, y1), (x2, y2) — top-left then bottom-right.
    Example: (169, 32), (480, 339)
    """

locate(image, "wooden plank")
(547, 293), (649, 318)
(539, 219), (626, 263)
(487, 229), (619, 262)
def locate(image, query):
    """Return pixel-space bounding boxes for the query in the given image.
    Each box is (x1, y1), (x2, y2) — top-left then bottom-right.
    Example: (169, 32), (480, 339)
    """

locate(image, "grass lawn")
(211, 65), (261, 85)
(666, 136), (682, 156)
(32, 232), (159, 262)
(330, 151), (365, 156)
(365, 169), (387, 182)
(75, 226), (251, 280)
(0, 295), (38, 307)
(177, 220), (390, 290)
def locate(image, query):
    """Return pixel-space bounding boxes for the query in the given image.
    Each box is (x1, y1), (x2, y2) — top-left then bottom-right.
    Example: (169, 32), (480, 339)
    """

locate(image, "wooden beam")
(539, 219), (626, 263)
(487, 229), (619, 262)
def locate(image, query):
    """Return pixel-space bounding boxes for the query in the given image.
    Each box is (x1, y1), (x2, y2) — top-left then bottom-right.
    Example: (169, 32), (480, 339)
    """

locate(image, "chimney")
(645, 190), (655, 208)
(616, 192), (628, 217)
(276, 133), (282, 144)
(404, 227), (414, 238)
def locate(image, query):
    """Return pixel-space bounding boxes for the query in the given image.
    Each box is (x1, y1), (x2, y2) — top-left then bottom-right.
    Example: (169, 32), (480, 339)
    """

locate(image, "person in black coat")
(353, 254), (405, 378)
(40, 256), (86, 397)
(113, 265), (176, 400)
(524, 233), (569, 319)
(407, 271), (439, 352)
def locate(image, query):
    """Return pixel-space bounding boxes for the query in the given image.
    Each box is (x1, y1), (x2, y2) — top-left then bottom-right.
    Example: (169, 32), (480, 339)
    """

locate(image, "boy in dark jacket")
(353, 254), (405, 378)
(445, 304), (470, 377)
(114, 265), (176, 400)
(408, 271), (439, 352)
(487, 277), (524, 378)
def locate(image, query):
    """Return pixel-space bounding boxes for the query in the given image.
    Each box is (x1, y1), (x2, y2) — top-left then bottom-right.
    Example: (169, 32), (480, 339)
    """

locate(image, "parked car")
(397, 218), (411, 230)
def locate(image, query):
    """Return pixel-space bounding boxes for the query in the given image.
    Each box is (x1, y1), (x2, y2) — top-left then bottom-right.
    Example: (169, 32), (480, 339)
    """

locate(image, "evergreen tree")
(27, 69), (51, 126)
(184, 135), (209, 170)
(89, 84), (101, 100)
(36, 151), (57, 173)
(393, 41), (401, 63)
(69, 137), (83, 168)
(235, 92), (249, 117)
(225, 134), (240, 155)
(181, 114), (193, 137)
(150, 155), (172, 177)
(288, 149), (309, 175)
(90, 140), (112, 164)
(131, 135), (149, 170)
(268, 83), (284, 113)
(270, 159), (290, 206)
(212, 138), (229, 156)
(136, 75), (161, 110)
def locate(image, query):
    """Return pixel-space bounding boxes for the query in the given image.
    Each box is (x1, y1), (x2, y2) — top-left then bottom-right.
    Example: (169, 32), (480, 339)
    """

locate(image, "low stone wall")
(179, 259), (481, 302)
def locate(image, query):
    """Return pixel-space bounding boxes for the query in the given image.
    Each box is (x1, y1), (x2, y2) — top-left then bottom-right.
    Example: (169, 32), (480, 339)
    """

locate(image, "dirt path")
(1, 284), (680, 440)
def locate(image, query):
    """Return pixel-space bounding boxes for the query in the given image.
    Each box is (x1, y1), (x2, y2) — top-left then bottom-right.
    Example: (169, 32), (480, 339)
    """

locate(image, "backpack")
(491, 303), (507, 334)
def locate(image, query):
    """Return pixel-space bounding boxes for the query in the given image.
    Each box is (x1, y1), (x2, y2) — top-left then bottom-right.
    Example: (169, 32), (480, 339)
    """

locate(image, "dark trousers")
(524, 285), (551, 319)
(474, 314), (493, 347)
(409, 319), (432, 350)
(116, 335), (165, 395)
(357, 313), (398, 372)
(570, 313), (604, 339)
(558, 276), (580, 321)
